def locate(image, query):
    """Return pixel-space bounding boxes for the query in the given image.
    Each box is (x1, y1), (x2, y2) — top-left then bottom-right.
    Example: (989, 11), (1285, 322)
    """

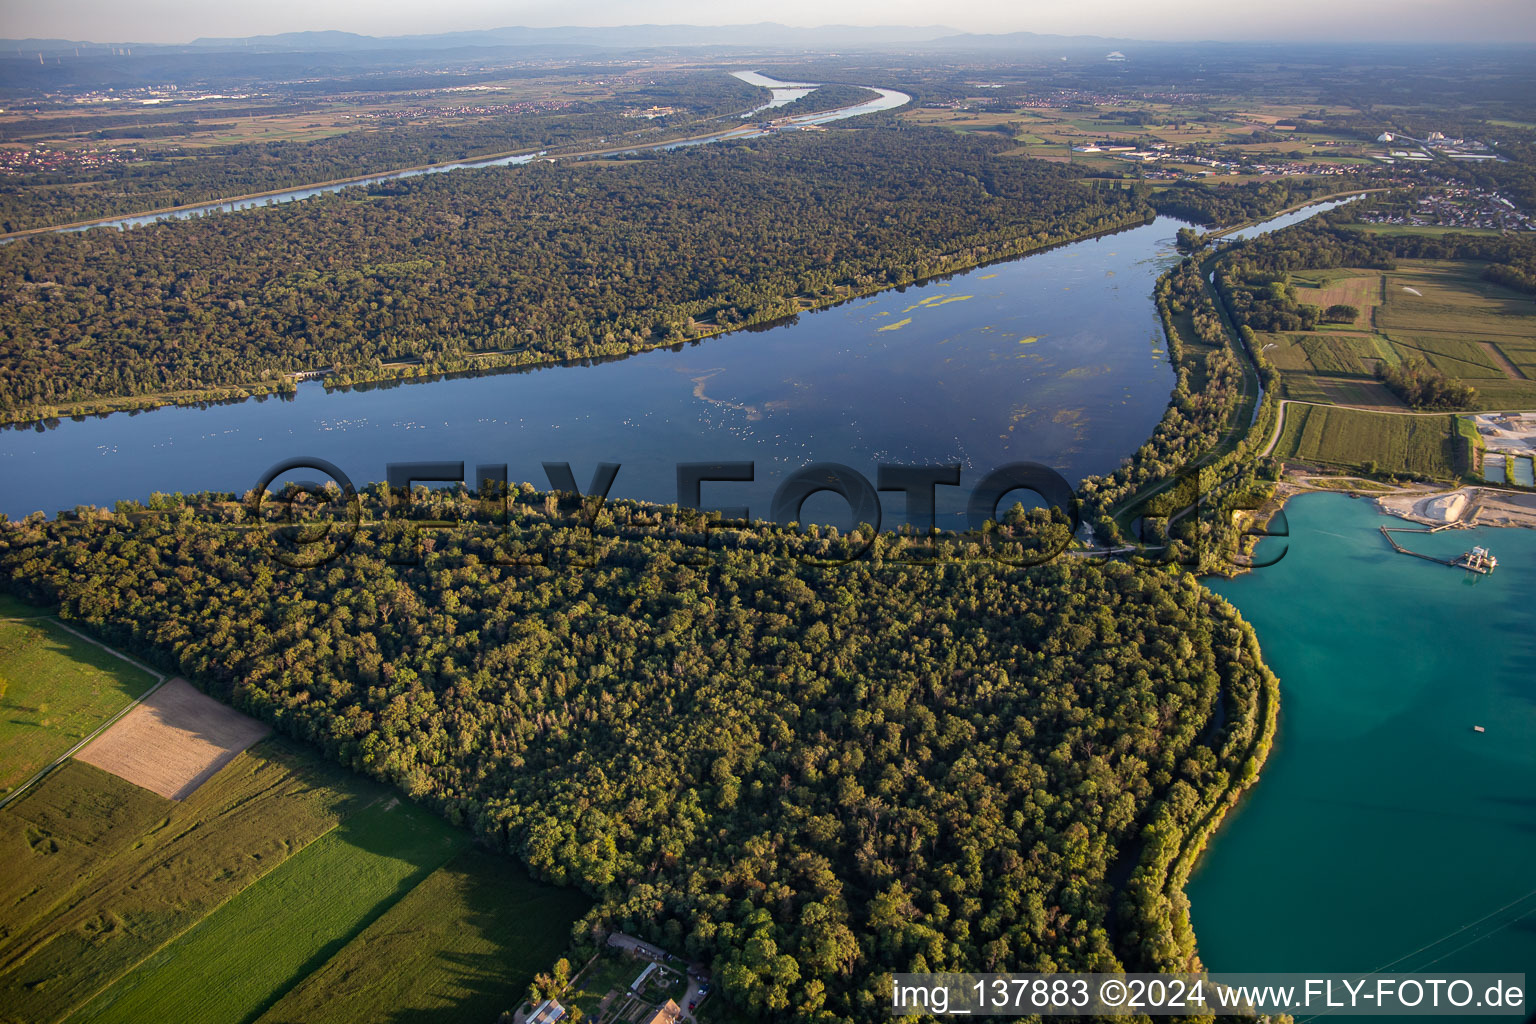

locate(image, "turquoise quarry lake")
(1194, 492), (1536, 976)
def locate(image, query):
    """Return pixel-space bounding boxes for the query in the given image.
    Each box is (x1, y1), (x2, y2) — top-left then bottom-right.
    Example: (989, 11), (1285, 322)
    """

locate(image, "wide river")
(1, 217), (1178, 526)
(0, 196), (1358, 528)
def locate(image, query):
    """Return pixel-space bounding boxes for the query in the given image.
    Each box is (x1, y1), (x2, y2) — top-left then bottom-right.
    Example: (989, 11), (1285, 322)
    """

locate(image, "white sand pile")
(1424, 493), (1467, 522)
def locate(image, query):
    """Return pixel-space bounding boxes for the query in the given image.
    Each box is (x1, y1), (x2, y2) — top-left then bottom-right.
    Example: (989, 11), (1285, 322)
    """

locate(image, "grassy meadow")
(0, 725), (589, 1024)
(0, 744), (369, 1023)
(256, 847), (589, 1024)
(69, 797), (464, 1024)
(0, 614), (158, 798)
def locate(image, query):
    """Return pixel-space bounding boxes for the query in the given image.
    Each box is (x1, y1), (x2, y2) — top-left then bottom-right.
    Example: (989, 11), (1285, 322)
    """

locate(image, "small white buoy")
(1473, 726), (1486, 733)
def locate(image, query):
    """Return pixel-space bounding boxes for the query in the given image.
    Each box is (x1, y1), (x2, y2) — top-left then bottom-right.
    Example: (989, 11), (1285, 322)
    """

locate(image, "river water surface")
(1, 218), (1183, 526)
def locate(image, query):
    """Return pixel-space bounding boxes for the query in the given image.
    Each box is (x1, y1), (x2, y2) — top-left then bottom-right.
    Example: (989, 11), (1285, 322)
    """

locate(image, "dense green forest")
(768, 85), (878, 119)
(1143, 177), (1368, 229)
(0, 74), (763, 232)
(0, 490), (1277, 1022)
(0, 128), (1154, 423)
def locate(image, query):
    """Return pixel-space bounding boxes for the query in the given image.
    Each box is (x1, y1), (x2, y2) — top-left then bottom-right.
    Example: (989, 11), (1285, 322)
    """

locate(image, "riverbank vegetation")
(0, 490), (1276, 1020)
(0, 128), (1154, 425)
(1144, 178), (1368, 228)
(1077, 255), (1277, 561)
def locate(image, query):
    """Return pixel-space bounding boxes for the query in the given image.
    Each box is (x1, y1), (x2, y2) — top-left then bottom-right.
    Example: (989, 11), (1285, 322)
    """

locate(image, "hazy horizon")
(7, 0), (1536, 47)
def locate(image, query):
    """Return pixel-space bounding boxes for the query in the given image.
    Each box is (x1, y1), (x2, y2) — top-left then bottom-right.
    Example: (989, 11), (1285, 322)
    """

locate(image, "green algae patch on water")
(877, 317), (913, 332)
(1061, 365), (1109, 379)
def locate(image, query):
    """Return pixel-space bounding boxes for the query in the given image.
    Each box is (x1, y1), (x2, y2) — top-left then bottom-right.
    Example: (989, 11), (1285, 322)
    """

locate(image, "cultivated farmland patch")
(75, 678), (269, 799)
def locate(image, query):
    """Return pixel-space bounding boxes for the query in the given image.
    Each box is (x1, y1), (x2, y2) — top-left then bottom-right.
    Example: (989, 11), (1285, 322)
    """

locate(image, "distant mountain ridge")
(6, 23), (969, 55)
(195, 24), (966, 50)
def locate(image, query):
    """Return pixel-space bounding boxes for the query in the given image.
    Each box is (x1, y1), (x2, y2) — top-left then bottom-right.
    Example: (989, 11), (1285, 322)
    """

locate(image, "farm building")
(528, 998), (567, 1024)
(632, 961), (667, 992)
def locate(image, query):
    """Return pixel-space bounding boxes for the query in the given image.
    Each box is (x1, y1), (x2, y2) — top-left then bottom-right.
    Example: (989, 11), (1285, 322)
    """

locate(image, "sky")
(6, 0), (1536, 45)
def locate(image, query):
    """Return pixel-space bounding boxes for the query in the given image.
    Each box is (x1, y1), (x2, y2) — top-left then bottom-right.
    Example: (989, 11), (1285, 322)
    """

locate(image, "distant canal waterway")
(5, 73), (909, 240)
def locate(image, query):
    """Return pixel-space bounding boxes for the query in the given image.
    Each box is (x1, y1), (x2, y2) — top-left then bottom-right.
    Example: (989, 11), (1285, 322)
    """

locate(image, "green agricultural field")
(1296, 333), (1381, 376)
(1448, 378), (1536, 408)
(1289, 268), (1382, 321)
(1, 716), (587, 1024)
(1265, 259), (1536, 412)
(1378, 262), (1536, 338)
(1494, 339), (1536, 379)
(1278, 374), (1403, 407)
(1263, 333), (1317, 374)
(69, 797), (464, 1024)
(1379, 333), (1536, 408)
(1385, 332), (1505, 378)
(256, 848), (589, 1024)
(1275, 405), (1461, 478)
(0, 617), (158, 797)
(0, 743), (371, 1024)
(1343, 223), (1504, 238)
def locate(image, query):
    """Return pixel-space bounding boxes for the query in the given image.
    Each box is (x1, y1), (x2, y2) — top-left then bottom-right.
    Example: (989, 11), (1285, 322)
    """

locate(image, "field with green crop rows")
(1274, 405), (1460, 477)
(1377, 263), (1536, 337)
(0, 744), (370, 1023)
(1265, 260), (1536, 412)
(70, 797), (464, 1024)
(0, 723), (589, 1024)
(256, 847), (589, 1024)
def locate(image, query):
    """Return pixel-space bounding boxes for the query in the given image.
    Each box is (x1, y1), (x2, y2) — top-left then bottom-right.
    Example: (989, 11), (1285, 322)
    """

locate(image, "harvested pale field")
(75, 677), (269, 799)
(1296, 270), (1382, 320)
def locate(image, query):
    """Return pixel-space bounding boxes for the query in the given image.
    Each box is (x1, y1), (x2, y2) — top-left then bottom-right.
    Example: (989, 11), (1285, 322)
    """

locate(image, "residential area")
(514, 933), (715, 1024)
